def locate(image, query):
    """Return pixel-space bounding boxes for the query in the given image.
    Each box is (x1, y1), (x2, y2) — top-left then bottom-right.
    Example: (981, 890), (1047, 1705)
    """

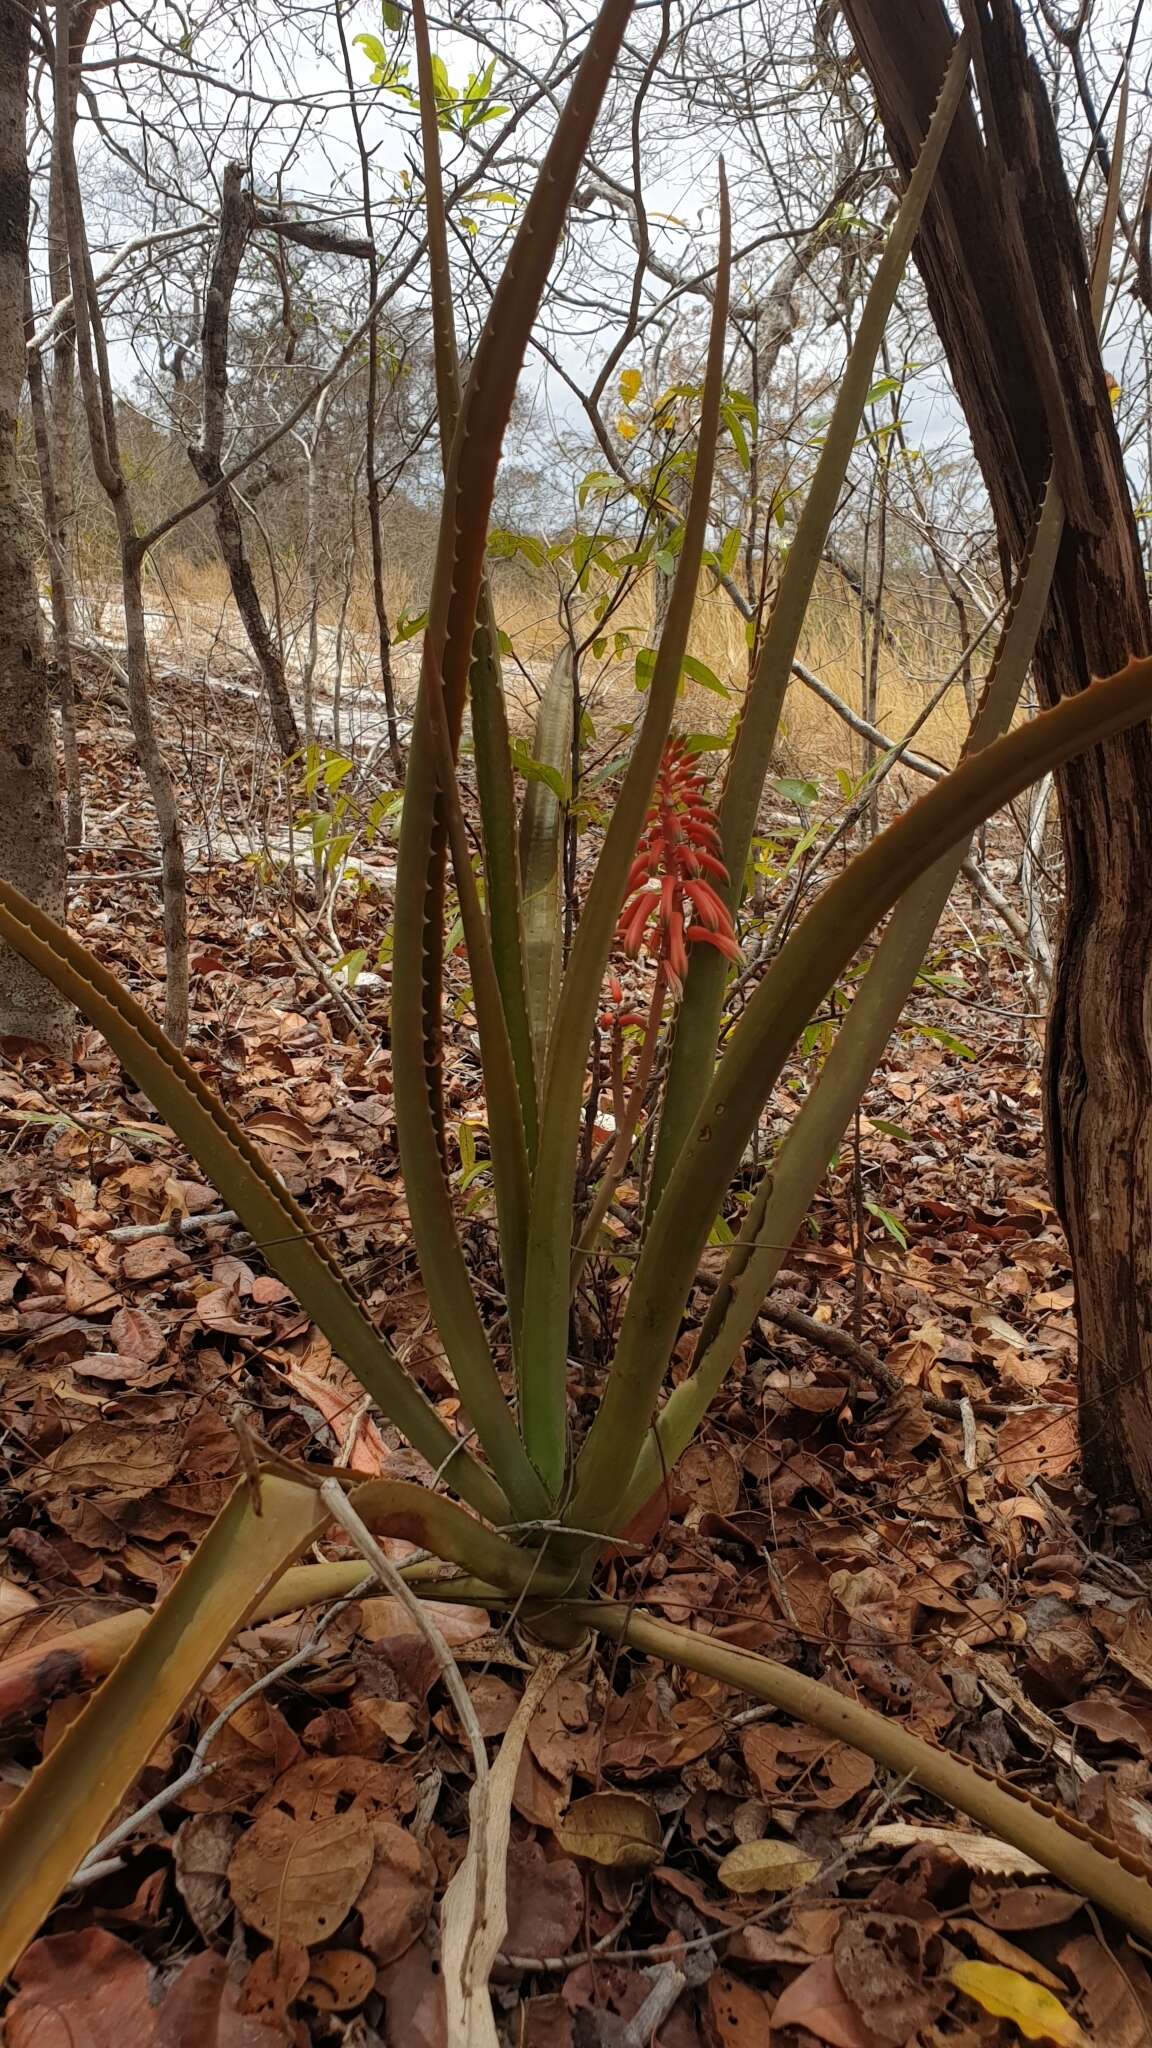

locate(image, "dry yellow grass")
(493, 563), (975, 771)
(146, 551), (977, 775)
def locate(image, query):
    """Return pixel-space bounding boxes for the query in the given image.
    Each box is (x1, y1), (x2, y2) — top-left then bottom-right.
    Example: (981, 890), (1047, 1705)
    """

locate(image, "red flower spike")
(614, 739), (740, 989)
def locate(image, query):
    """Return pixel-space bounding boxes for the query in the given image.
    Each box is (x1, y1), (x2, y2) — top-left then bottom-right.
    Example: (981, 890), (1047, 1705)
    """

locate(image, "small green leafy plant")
(3, 0), (1152, 1970)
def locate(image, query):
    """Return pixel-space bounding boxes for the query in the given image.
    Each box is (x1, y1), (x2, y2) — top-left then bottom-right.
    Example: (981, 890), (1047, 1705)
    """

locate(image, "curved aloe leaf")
(0, 880), (508, 1526)
(582, 1604), (1152, 1943)
(650, 34), (972, 1205)
(411, 0), (538, 1159)
(0, 1471), (328, 1978)
(390, 0), (633, 1517)
(517, 170), (732, 1494)
(519, 645), (574, 1075)
(570, 653), (1152, 1535)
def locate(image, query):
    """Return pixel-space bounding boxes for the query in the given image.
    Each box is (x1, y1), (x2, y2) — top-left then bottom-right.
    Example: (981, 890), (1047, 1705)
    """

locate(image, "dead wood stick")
(108, 1209), (239, 1243)
(754, 1296), (1021, 1421)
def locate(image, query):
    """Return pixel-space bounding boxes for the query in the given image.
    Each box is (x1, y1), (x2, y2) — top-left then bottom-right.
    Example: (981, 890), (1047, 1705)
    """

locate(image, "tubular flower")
(615, 739), (741, 993)
(597, 973), (648, 1034)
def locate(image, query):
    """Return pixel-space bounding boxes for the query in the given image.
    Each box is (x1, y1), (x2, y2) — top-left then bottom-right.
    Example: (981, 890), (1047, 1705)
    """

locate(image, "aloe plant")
(6, 0), (1152, 1967)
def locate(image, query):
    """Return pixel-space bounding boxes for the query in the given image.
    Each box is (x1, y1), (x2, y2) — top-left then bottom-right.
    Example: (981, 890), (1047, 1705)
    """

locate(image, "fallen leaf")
(74, 1350), (170, 1387)
(1024, 1597), (1101, 1699)
(555, 1790), (662, 1870)
(254, 1752), (418, 1827)
(728, 1908), (842, 1967)
(155, 1952), (288, 2045)
(504, 1835), (584, 1959)
(1064, 1696), (1152, 1755)
(6, 1929), (156, 2047)
(109, 1305), (166, 1363)
(717, 1837), (821, 1895)
(527, 1673), (596, 1780)
(303, 1697), (418, 1756)
(357, 1595), (492, 1650)
(1059, 1933), (1152, 2047)
(517, 1995), (574, 2047)
(1076, 1775), (1152, 1863)
(676, 1440), (741, 1516)
(868, 1823), (1047, 1877)
(251, 1275), (292, 1305)
(355, 1819), (436, 1964)
(228, 1805), (374, 1946)
(1110, 1600), (1152, 1689)
(770, 1953), (885, 2048)
(281, 1366), (387, 1473)
(173, 1811), (240, 1943)
(377, 1933), (447, 2047)
(653, 1863), (745, 1928)
(244, 1110), (317, 1149)
(742, 1725), (874, 1809)
(30, 1421), (180, 1501)
(59, 1252), (118, 1315)
(834, 1917), (939, 2044)
(969, 1883), (1084, 1931)
(951, 1960), (1088, 2044)
(302, 1949), (376, 2013)
(998, 1409), (1077, 1483)
(704, 1967), (774, 2043)
(121, 1237), (191, 1283)
(513, 1744), (569, 1829)
(183, 1666), (302, 1810)
(237, 1944), (309, 2031)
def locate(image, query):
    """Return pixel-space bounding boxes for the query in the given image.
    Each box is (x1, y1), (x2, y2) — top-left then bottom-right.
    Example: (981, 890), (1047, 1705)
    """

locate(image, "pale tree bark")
(0, 0), (72, 1055)
(843, 0), (1152, 1514)
(23, 274), (81, 846)
(24, 0), (99, 848)
(52, 0), (189, 1044)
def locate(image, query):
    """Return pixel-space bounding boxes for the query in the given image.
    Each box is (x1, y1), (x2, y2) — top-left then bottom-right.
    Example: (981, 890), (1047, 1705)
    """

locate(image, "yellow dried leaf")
(717, 1838), (821, 1895)
(618, 366), (642, 403)
(555, 1791), (661, 1870)
(951, 1960), (1088, 2045)
(616, 416), (638, 441)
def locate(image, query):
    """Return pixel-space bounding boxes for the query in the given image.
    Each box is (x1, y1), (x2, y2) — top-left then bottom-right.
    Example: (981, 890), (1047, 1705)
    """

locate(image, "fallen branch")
(961, 853), (1053, 989)
(756, 1295), (1021, 1420)
(108, 1209), (239, 1243)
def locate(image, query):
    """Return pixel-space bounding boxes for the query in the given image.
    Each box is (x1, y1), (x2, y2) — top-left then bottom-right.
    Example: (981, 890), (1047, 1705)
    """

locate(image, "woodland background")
(5, 0), (1152, 2039)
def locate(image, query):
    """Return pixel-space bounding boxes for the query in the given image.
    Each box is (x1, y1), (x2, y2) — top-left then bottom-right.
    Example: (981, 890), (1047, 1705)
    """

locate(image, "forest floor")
(1, 650), (1150, 2046)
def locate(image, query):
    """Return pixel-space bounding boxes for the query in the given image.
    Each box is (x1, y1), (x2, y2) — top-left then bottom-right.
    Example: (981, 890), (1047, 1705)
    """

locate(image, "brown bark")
(842, 0), (1152, 1509)
(189, 164), (300, 762)
(0, 0), (72, 1056)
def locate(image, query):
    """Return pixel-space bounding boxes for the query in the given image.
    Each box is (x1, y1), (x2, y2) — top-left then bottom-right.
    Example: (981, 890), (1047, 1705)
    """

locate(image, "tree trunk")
(842, 0), (1152, 1511)
(23, 278), (82, 848)
(0, 0), (72, 1056)
(191, 164), (299, 762)
(35, 4), (97, 849)
(52, 0), (189, 1045)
